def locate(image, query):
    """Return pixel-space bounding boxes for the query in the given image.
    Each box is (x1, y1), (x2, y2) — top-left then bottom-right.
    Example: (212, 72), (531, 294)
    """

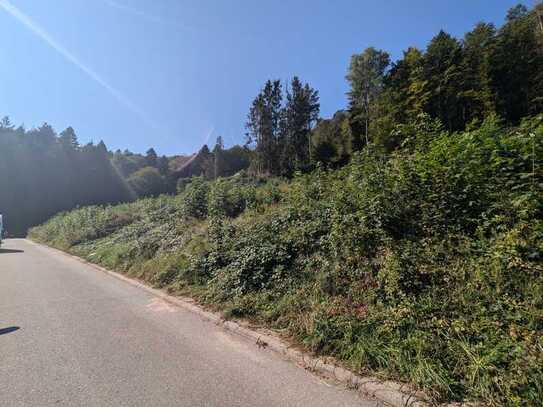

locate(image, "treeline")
(0, 114), (253, 234)
(171, 140), (251, 184)
(111, 141), (252, 198)
(188, 3), (542, 181)
(0, 120), (253, 235)
(0, 119), (131, 236)
(246, 4), (543, 170)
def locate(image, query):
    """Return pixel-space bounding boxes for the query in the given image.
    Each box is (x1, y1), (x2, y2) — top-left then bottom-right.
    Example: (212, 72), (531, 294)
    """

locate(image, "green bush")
(208, 177), (251, 218)
(127, 166), (167, 198)
(181, 176), (210, 219)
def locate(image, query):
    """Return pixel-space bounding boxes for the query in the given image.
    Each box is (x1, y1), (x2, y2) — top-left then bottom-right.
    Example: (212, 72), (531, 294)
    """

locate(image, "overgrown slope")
(30, 116), (543, 405)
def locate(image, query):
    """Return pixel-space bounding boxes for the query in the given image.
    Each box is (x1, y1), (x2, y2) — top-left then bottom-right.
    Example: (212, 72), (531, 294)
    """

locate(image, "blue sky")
(0, 0), (525, 155)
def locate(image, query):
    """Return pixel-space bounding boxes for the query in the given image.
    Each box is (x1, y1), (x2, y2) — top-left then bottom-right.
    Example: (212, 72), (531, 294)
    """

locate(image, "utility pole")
(537, 2), (543, 36)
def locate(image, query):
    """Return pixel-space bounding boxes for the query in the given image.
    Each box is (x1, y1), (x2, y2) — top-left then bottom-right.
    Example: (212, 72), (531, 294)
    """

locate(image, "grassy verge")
(30, 116), (543, 405)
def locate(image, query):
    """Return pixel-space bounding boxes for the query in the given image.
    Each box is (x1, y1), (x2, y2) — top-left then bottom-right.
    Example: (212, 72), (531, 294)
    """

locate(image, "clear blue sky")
(0, 0), (525, 155)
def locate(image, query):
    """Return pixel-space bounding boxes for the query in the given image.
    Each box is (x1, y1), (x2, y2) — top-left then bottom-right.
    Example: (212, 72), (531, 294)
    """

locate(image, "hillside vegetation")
(30, 115), (543, 404)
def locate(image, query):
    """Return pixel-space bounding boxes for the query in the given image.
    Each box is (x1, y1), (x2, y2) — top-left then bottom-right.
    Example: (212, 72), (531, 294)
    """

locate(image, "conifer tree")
(245, 80), (282, 175)
(59, 127), (79, 150)
(145, 148), (158, 167)
(279, 77), (320, 174)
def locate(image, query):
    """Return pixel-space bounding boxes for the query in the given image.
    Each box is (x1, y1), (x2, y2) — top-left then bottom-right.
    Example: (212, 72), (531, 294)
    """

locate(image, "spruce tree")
(245, 80), (282, 175)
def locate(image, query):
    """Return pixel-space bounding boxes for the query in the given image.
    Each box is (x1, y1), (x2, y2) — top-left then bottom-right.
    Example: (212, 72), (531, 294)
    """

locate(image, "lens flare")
(0, 0), (159, 131)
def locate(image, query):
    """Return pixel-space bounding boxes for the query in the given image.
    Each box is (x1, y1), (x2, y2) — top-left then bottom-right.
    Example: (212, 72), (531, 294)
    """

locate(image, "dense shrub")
(181, 176), (210, 219)
(208, 177), (251, 218)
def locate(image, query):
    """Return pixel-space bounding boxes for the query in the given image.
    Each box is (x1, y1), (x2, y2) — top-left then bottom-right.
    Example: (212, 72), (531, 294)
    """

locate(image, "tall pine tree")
(245, 80), (282, 175)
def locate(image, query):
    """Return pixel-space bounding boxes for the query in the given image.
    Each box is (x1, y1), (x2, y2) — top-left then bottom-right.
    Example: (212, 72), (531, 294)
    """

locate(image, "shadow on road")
(0, 248), (24, 254)
(0, 326), (20, 336)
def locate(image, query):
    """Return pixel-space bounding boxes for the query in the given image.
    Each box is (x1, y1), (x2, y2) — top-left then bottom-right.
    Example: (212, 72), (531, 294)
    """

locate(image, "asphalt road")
(0, 239), (381, 407)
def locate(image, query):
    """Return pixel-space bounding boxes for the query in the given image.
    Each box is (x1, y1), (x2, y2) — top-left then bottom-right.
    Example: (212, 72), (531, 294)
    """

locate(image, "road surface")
(0, 239), (380, 407)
